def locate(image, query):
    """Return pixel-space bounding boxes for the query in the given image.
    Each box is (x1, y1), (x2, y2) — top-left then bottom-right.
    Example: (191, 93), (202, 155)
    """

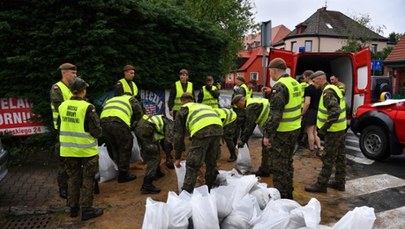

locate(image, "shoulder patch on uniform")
(272, 89), (277, 93)
(116, 82), (122, 85)
(53, 85), (59, 89)
(91, 108), (96, 113)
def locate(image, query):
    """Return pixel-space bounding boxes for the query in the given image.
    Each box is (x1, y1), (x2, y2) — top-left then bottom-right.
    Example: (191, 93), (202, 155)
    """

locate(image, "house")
(225, 25), (290, 88)
(274, 7), (389, 53)
(225, 7), (391, 89)
(384, 34), (405, 97)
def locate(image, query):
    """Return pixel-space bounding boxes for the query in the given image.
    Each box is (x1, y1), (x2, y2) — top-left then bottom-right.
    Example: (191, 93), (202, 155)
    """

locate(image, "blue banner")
(140, 90), (165, 115)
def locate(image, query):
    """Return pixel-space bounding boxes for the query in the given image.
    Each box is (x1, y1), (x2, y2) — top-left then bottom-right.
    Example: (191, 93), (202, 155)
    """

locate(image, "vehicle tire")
(359, 125), (390, 161)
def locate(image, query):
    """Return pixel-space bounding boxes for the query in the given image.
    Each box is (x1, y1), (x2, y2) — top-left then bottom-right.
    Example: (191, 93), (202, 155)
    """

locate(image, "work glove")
(237, 140), (245, 148)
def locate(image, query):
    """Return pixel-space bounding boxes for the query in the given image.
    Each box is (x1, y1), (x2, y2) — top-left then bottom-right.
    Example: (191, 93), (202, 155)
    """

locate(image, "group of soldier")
(50, 57), (347, 221)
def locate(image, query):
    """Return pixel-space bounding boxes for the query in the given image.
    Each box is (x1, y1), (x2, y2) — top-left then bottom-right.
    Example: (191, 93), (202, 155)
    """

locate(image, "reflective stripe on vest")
(276, 77), (302, 132)
(240, 84), (251, 98)
(202, 85), (219, 108)
(246, 98), (270, 127)
(184, 103), (222, 137)
(51, 82), (72, 130)
(173, 81), (193, 111)
(59, 100), (98, 157)
(214, 108), (237, 126)
(119, 78), (138, 96)
(100, 95), (133, 127)
(143, 114), (165, 141)
(317, 85), (347, 132)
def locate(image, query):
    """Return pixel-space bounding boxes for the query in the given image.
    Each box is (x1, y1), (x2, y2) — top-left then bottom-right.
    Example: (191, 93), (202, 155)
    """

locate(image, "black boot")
(165, 158), (175, 169)
(305, 183), (327, 193)
(59, 187), (67, 199)
(81, 207), (103, 221)
(141, 177), (161, 194)
(94, 179), (100, 194)
(327, 180), (345, 191)
(117, 171), (137, 183)
(227, 149), (237, 162)
(154, 167), (165, 180)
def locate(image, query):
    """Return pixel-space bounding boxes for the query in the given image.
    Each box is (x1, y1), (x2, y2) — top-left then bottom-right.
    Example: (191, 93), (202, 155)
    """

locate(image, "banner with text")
(0, 97), (48, 136)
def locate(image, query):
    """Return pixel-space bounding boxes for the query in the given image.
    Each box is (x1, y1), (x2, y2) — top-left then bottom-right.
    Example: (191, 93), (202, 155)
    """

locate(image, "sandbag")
(98, 144), (118, 183)
(174, 160), (187, 193)
(130, 131), (142, 162)
(142, 197), (169, 229)
(236, 143), (251, 174)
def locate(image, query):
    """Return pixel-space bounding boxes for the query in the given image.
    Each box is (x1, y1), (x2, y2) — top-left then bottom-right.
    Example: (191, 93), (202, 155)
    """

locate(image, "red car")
(351, 99), (405, 161)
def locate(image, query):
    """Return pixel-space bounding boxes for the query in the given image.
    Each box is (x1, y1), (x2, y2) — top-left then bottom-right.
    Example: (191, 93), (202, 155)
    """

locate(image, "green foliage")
(388, 32), (402, 42)
(0, 0), (231, 132)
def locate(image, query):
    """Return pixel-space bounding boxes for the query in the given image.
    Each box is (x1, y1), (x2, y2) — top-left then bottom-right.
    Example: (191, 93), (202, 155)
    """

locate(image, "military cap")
(268, 58), (287, 70)
(310, 70), (326, 80)
(70, 77), (89, 93)
(59, 63), (77, 71)
(179, 69), (189, 75)
(231, 94), (244, 105)
(180, 92), (194, 100)
(236, 76), (246, 83)
(123, 65), (135, 72)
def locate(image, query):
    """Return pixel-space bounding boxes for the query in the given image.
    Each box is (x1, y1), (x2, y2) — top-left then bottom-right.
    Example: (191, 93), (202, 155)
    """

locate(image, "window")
(371, 44), (378, 53)
(291, 41), (297, 52)
(305, 40), (312, 52)
(237, 73), (243, 78)
(250, 72), (258, 81)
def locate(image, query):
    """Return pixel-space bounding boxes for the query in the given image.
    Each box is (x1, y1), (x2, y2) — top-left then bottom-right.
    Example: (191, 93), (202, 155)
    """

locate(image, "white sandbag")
(174, 160), (186, 193)
(236, 143), (251, 174)
(332, 206), (375, 229)
(222, 194), (259, 229)
(252, 125), (263, 138)
(249, 184), (271, 210)
(131, 131), (142, 162)
(142, 197), (169, 229)
(211, 185), (237, 221)
(287, 198), (321, 229)
(297, 226), (332, 229)
(166, 191), (192, 229)
(98, 143), (118, 183)
(226, 175), (258, 208)
(252, 199), (291, 229)
(268, 187), (281, 200)
(190, 186), (219, 229)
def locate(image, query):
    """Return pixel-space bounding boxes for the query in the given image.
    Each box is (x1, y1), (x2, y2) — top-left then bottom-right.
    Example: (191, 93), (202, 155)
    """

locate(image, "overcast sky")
(252, 0), (405, 37)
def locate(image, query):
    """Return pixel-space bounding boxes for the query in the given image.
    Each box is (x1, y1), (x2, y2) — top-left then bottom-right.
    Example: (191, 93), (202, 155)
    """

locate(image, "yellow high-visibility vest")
(143, 114), (165, 141)
(246, 98), (270, 127)
(119, 78), (138, 96)
(183, 103), (222, 137)
(173, 81), (193, 111)
(100, 95), (133, 127)
(317, 85), (347, 132)
(275, 77), (302, 132)
(59, 100), (98, 157)
(214, 108), (237, 126)
(50, 81), (72, 130)
(201, 85), (219, 108)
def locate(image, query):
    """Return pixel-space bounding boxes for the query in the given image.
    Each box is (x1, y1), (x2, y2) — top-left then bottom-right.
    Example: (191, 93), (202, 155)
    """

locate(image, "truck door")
(268, 49), (297, 87)
(352, 48), (371, 117)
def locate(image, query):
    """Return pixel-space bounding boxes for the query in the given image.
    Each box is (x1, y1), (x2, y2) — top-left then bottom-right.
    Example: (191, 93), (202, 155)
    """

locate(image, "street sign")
(371, 60), (383, 71)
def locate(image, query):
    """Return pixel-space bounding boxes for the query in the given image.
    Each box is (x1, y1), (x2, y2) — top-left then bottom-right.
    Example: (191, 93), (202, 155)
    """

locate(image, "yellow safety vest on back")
(59, 100), (98, 157)
(317, 85), (347, 132)
(183, 103), (222, 137)
(143, 114), (165, 142)
(173, 81), (193, 111)
(276, 77), (302, 132)
(246, 98), (270, 127)
(119, 78), (138, 96)
(214, 108), (237, 126)
(201, 85), (219, 108)
(51, 81), (72, 130)
(100, 95), (133, 127)
(240, 84), (251, 98)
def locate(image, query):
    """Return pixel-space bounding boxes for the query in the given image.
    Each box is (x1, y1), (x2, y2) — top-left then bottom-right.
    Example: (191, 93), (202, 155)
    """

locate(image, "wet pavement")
(0, 137), (357, 229)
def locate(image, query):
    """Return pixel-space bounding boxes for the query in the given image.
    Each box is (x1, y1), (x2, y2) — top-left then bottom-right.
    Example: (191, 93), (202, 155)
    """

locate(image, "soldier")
(246, 79), (257, 99)
(173, 92), (223, 193)
(58, 77), (103, 220)
(100, 93), (143, 183)
(330, 75), (346, 96)
(135, 114), (174, 194)
(50, 62), (77, 199)
(197, 75), (220, 108)
(114, 65), (140, 100)
(305, 71), (347, 193)
(262, 58), (302, 199)
(232, 95), (270, 175)
(213, 108), (238, 162)
(168, 69), (194, 119)
(231, 76), (249, 149)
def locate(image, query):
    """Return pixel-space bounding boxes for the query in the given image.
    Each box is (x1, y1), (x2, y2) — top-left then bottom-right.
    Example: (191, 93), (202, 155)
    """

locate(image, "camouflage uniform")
(316, 87), (346, 186)
(240, 102), (268, 173)
(263, 75), (300, 199)
(49, 83), (69, 195)
(232, 85), (247, 145)
(62, 96), (102, 210)
(100, 96), (143, 175)
(174, 105), (223, 193)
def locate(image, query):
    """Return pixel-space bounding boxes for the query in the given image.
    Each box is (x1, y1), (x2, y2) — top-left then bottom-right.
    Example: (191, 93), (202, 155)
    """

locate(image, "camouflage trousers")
(135, 120), (161, 180)
(101, 120), (132, 173)
(223, 121), (237, 156)
(54, 134), (68, 190)
(265, 129), (300, 199)
(64, 155), (98, 208)
(182, 135), (221, 193)
(317, 130), (346, 185)
(232, 108), (245, 145)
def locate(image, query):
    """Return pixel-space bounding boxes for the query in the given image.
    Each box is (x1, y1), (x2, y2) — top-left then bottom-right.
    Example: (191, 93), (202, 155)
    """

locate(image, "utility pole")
(261, 20), (272, 88)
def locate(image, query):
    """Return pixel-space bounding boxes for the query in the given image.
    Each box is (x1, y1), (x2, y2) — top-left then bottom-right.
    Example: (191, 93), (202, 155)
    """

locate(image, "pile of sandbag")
(142, 169), (376, 229)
